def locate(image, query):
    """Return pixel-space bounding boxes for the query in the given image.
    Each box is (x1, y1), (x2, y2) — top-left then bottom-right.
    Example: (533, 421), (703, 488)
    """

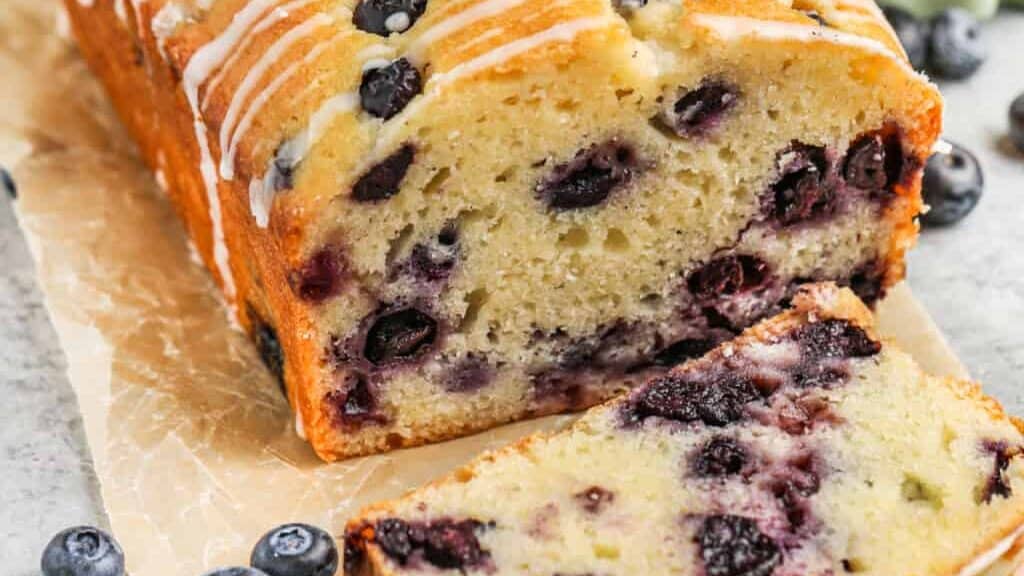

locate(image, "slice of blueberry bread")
(345, 284), (1024, 576)
(64, 0), (942, 459)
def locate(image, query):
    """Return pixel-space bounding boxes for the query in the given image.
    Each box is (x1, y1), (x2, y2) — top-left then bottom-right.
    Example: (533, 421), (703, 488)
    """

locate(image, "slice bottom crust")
(345, 284), (1024, 576)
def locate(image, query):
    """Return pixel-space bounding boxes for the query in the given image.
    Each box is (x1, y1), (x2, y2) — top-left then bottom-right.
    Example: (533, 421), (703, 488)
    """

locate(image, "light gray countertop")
(1, 11), (1022, 576)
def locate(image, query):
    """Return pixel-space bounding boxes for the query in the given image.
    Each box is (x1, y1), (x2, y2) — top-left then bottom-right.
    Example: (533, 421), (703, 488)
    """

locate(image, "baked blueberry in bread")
(64, 0), (942, 459)
(344, 285), (1024, 575)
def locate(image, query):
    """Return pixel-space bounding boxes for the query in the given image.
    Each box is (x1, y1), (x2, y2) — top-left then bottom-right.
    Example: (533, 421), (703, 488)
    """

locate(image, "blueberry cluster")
(883, 6), (987, 80)
(621, 318), (881, 428)
(350, 518), (493, 571)
(41, 524), (339, 576)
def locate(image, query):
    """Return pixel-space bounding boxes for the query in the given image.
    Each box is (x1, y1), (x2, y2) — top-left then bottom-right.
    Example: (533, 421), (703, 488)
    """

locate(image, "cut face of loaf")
(63, 0), (942, 459)
(345, 284), (1024, 576)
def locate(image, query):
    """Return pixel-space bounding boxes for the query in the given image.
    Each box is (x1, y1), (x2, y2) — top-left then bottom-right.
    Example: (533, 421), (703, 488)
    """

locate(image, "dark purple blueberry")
(252, 315), (285, 388)
(843, 134), (888, 190)
(845, 261), (886, 305)
(290, 247), (346, 303)
(360, 59), (422, 120)
(41, 527), (125, 576)
(363, 307), (438, 365)
(343, 528), (368, 575)
(407, 225), (458, 281)
(443, 354), (494, 393)
(882, 6), (928, 71)
(372, 519), (491, 570)
(352, 144), (415, 202)
(1, 167), (16, 200)
(626, 368), (762, 427)
(982, 441), (1021, 503)
(132, 43), (145, 67)
(418, 520), (490, 569)
(802, 10), (828, 26)
(536, 139), (639, 210)
(374, 519), (414, 563)
(928, 9), (986, 80)
(574, 486), (615, 514)
(687, 255), (770, 301)
(353, 0), (427, 36)
(250, 523), (338, 576)
(270, 143), (299, 191)
(1011, 93), (1024, 154)
(691, 436), (748, 477)
(652, 338), (716, 368)
(769, 143), (834, 226)
(660, 80), (740, 138)
(324, 372), (383, 428)
(794, 319), (881, 361)
(881, 128), (914, 192)
(787, 319), (880, 388)
(920, 141), (983, 227)
(696, 515), (780, 576)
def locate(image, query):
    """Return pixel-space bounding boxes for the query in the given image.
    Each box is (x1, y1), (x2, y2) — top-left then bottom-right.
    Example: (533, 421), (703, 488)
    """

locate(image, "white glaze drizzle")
(373, 15), (610, 156)
(427, 16), (611, 92)
(406, 0), (531, 62)
(202, 0), (319, 111)
(76, 0), (95, 7)
(55, 4), (72, 39)
(246, 4), (606, 228)
(219, 11), (336, 180)
(249, 92), (359, 227)
(152, 1), (192, 58)
(384, 11), (411, 33)
(182, 0), (283, 300)
(456, 26), (505, 52)
(822, 6), (902, 53)
(114, 0), (128, 23)
(959, 523), (1024, 576)
(245, 42), (390, 227)
(690, 14), (914, 77)
(226, 29), (350, 189)
(129, 0), (148, 37)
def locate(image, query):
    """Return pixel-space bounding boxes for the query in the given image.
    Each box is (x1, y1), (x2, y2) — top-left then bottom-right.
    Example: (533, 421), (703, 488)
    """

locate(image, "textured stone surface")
(907, 12), (1024, 403)
(0, 194), (106, 575)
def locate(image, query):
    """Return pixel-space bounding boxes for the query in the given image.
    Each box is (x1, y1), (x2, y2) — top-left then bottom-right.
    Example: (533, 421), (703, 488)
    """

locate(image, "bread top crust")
(138, 0), (938, 246)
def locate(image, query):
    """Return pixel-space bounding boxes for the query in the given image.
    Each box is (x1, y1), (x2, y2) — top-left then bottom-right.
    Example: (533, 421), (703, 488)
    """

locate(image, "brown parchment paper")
(4, 1), (1021, 574)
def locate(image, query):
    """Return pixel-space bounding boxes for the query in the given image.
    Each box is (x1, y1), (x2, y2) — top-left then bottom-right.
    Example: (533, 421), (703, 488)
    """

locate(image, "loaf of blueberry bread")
(63, 0), (943, 459)
(344, 284), (1024, 575)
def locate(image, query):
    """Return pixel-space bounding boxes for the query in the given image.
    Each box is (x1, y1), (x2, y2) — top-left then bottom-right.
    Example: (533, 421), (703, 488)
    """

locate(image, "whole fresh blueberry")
(882, 6), (928, 71)
(251, 523), (339, 576)
(359, 58), (422, 120)
(928, 9), (986, 80)
(920, 141), (983, 227)
(41, 526), (125, 576)
(1010, 93), (1024, 154)
(1, 167), (16, 199)
(202, 568), (270, 576)
(353, 0), (427, 36)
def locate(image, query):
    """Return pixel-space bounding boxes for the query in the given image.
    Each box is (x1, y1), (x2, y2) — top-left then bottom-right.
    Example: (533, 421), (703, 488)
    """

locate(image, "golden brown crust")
(66, 0), (941, 461)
